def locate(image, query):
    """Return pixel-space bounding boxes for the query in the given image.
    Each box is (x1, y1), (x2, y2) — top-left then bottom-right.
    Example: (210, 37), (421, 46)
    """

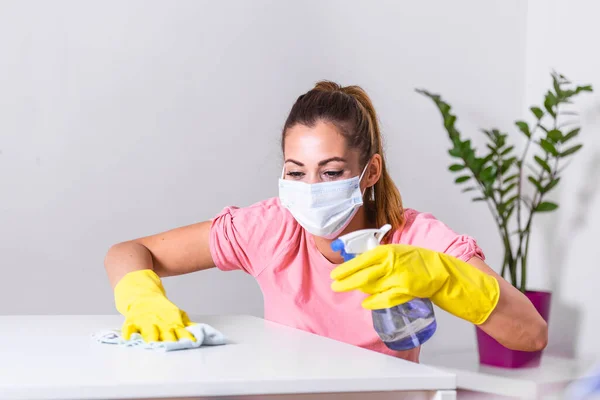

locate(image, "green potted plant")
(416, 72), (592, 368)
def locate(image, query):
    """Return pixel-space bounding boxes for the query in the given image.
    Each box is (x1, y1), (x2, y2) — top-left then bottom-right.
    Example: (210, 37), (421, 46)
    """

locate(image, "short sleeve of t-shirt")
(392, 208), (485, 262)
(209, 197), (300, 277)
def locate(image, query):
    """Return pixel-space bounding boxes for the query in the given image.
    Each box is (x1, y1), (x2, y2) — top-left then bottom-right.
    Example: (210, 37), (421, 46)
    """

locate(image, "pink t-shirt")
(209, 197), (484, 363)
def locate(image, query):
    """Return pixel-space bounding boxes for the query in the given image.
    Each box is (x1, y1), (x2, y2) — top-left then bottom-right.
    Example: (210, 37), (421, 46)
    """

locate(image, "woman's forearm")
(104, 242), (154, 289)
(468, 257), (548, 351)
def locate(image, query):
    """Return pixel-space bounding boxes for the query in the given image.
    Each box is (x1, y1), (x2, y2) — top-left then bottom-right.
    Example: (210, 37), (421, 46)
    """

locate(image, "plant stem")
(519, 107), (559, 291)
(495, 151), (511, 280)
(515, 123), (539, 288)
(473, 174), (515, 284)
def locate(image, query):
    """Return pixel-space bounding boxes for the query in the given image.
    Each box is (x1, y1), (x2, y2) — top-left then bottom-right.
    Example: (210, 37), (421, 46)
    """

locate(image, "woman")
(105, 81), (547, 362)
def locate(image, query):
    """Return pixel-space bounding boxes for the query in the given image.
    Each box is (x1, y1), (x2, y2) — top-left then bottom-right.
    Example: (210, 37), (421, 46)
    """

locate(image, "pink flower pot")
(476, 290), (551, 368)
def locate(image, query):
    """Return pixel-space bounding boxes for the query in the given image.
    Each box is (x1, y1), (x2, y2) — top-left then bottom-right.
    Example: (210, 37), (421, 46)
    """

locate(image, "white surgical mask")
(278, 164), (368, 239)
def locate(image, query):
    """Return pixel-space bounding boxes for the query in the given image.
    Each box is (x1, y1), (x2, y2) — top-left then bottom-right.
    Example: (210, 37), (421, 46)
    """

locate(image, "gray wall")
(1, 0), (535, 354)
(525, 0), (600, 358)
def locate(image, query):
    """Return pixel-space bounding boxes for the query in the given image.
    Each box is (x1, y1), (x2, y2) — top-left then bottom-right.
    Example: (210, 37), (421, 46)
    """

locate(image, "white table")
(421, 351), (597, 399)
(0, 315), (456, 400)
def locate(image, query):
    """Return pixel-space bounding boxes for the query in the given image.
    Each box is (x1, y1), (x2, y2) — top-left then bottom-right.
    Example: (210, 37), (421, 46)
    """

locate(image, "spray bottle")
(331, 224), (437, 351)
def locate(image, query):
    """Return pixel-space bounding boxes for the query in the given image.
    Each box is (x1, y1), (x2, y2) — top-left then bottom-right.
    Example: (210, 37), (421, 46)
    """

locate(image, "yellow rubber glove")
(330, 244), (500, 325)
(114, 269), (196, 342)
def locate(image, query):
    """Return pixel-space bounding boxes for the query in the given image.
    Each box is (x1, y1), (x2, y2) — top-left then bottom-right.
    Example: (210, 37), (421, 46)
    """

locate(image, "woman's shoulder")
(215, 197), (295, 223)
(390, 207), (484, 261)
(211, 197), (300, 242)
(392, 207), (443, 231)
(209, 197), (301, 276)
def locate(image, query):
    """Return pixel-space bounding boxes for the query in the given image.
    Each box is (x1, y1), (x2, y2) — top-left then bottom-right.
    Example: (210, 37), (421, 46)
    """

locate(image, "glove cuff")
(471, 274), (500, 325)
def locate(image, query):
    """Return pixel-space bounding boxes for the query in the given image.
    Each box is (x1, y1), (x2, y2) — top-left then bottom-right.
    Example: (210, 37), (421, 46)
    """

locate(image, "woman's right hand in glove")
(114, 269), (196, 342)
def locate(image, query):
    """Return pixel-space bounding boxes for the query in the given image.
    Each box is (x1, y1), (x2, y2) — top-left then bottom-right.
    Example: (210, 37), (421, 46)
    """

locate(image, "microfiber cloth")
(92, 323), (227, 352)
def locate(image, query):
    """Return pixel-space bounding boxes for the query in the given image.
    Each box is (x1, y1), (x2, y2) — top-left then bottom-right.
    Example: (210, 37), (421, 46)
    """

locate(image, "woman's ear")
(364, 154), (382, 189)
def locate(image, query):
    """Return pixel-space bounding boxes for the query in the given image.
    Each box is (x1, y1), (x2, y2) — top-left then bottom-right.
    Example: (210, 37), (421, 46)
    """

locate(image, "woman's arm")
(467, 256), (548, 351)
(104, 221), (216, 288)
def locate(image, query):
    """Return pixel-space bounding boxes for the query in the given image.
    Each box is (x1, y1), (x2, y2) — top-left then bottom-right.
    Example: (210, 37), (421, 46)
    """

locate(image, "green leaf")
(482, 153), (494, 164)
(462, 186), (477, 193)
(534, 156), (552, 173)
(545, 90), (558, 111)
(535, 201), (559, 212)
(553, 77), (562, 97)
(540, 139), (559, 156)
(560, 144), (583, 157)
(497, 203), (506, 215)
(465, 149), (476, 165)
(515, 121), (530, 138)
(500, 159), (516, 175)
(455, 175), (471, 183)
(500, 183), (517, 196)
(547, 129), (563, 142)
(472, 197), (487, 202)
(497, 133), (507, 148)
(472, 158), (486, 175)
(562, 128), (580, 142)
(444, 114), (457, 129)
(483, 181), (494, 196)
(501, 145), (515, 156)
(575, 85), (593, 93)
(505, 156), (517, 166)
(448, 148), (462, 157)
(531, 107), (544, 119)
(505, 204), (516, 220)
(439, 103), (450, 114)
(505, 194), (519, 206)
(504, 173), (519, 183)
(543, 178), (560, 193)
(480, 165), (497, 182)
(528, 176), (543, 191)
(449, 164), (465, 172)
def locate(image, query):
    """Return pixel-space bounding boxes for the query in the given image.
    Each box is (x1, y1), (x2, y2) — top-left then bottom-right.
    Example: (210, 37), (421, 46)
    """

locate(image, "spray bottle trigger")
(375, 224), (392, 243)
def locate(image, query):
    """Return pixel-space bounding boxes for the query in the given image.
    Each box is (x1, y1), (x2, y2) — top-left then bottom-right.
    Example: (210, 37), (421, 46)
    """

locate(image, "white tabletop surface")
(0, 314), (455, 400)
(421, 350), (596, 399)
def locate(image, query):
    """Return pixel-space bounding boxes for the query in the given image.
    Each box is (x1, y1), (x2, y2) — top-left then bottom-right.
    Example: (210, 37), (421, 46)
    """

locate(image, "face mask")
(278, 164), (368, 239)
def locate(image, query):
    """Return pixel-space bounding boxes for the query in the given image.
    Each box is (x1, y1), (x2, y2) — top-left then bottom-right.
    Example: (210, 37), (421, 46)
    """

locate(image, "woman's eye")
(286, 171), (304, 179)
(324, 170), (344, 178)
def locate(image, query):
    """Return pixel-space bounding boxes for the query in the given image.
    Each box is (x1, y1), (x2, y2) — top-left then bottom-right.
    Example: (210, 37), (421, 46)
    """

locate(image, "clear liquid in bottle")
(371, 299), (437, 351)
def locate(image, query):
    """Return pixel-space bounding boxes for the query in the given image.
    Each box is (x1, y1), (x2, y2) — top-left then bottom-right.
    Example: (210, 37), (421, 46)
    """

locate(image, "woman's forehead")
(284, 122), (352, 155)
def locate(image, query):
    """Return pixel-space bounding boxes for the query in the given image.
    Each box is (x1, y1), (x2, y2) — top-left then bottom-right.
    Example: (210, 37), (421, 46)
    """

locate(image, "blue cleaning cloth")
(92, 323), (227, 351)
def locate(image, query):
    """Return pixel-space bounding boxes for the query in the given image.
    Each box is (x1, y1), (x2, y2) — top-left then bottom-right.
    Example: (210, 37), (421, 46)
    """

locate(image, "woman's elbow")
(497, 316), (548, 352)
(531, 319), (549, 351)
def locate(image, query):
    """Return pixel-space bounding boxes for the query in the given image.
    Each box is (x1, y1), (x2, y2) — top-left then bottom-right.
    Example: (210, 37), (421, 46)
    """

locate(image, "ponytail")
(342, 85), (405, 236)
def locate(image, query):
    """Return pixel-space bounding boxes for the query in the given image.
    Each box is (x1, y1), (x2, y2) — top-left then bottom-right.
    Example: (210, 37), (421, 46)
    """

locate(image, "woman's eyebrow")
(318, 157), (347, 166)
(284, 159), (304, 166)
(284, 157), (347, 167)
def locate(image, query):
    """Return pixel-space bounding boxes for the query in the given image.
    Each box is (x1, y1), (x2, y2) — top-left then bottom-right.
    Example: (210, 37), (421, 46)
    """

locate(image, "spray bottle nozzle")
(331, 224), (392, 261)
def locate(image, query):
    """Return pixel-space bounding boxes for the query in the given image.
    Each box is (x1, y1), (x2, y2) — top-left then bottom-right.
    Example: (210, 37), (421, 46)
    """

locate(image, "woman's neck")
(312, 208), (374, 264)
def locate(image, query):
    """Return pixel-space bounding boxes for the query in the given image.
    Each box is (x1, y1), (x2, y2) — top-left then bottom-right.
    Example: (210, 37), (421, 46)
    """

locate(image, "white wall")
(0, 0), (530, 353)
(524, 0), (600, 358)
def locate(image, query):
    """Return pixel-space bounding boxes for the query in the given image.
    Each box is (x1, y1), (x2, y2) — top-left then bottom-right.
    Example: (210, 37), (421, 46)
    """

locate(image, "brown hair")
(281, 80), (405, 235)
